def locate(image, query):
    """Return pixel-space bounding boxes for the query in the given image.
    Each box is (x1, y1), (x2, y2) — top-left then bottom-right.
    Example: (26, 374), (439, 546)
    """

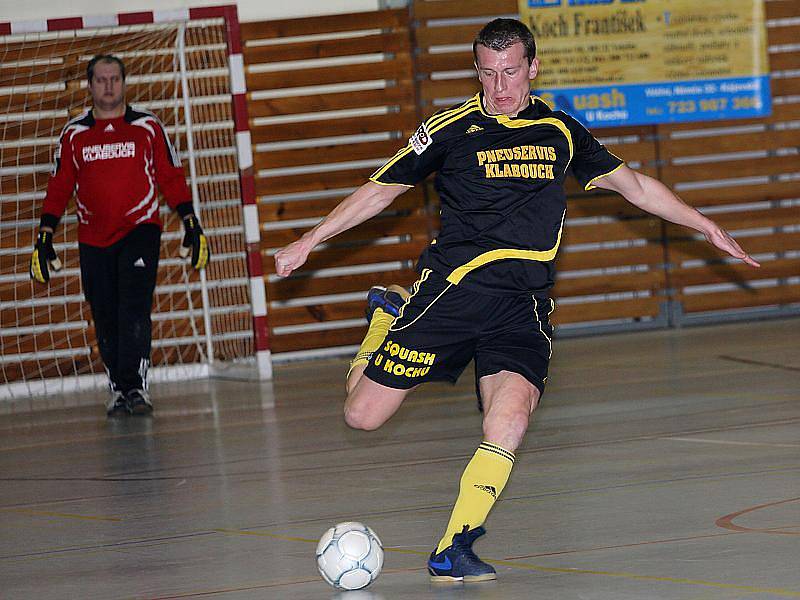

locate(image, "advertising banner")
(519, 0), (771, 127)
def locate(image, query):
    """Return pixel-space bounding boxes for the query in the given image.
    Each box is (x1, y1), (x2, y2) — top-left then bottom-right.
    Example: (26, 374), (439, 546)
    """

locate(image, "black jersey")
(370, 92), (623, 295)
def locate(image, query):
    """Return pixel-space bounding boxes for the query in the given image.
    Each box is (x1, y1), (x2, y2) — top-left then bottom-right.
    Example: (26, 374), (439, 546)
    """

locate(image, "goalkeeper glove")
(179, 214), (210, 270)
(30, 230), (62, 284)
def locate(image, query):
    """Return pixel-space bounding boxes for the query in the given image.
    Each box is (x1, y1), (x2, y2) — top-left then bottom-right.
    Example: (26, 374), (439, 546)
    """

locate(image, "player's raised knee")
(343, 401), (384, 431)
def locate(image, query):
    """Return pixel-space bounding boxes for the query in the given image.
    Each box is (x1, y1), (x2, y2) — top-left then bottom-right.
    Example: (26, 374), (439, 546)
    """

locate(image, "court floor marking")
(716, 496), (800, 536)
(664, 437), (800, 448)
(148, 565), (427, 600)
(211, 527), (800, 597)
(505, 530), (743, 559)
(7, 475), (798, 565)
(149, 576), (332, 599)
(0, 507), (121, 522)
(2, 364), (796, 452)
(4, 411), (800, 484)
(717, 355), (800, 373)
(0, 531), (217, 562)
(487, 558), (800, 597)
(8, 522), (797, 597)
(4, 462), (799, 537)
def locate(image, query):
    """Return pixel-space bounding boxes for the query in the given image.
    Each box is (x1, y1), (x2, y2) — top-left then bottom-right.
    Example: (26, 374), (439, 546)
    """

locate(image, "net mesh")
(0, 17), (254, 400)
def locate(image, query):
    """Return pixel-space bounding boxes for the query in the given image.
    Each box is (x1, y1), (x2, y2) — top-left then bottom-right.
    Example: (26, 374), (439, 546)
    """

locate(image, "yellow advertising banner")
(519, 0), (771, 126)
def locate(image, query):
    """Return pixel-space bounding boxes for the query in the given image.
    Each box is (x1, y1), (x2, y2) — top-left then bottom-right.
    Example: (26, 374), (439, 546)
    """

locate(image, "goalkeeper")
(30, 54), (210, 416)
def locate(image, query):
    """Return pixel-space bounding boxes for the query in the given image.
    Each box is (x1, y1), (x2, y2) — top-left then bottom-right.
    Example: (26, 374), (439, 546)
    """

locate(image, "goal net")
(0, 8), (269, 402)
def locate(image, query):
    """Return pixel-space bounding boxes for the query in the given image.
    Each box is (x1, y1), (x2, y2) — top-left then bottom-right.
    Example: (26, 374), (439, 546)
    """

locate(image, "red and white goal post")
(0, 5), (272, 401)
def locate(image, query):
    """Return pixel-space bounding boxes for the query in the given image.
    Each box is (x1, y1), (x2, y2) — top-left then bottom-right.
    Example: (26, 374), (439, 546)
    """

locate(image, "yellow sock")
(436, 441), (515, 553)
(347, 308), (394, 377)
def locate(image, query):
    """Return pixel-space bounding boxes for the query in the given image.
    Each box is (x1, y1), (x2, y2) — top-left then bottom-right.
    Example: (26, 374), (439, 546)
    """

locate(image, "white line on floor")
(663, 437), (800, 448)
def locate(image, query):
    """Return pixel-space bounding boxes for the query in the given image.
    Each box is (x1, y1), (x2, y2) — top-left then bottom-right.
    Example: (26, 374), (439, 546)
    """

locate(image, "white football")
(315, 521), (384, 590)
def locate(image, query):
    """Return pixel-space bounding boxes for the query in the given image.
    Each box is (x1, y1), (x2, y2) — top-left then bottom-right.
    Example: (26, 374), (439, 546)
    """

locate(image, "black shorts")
(363, 269), (554, 395)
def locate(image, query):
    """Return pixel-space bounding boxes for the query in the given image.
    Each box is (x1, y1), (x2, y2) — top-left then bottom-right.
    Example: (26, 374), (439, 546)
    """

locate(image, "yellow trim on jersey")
(370, 96), (481, 182)
(427, 98), (481, 135)
(368, 177), (414, 188)
(445, 210), (567, 285)
(371, 145), (415, 180)
(475, 93), (574, 165)
(493, 114), (574, 163)
(532, 94), (552, 109)
(427, 95), (480, 131)
(584, 161), (625, 191)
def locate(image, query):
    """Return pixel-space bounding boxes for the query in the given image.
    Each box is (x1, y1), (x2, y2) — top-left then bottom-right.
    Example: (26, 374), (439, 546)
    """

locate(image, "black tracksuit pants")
(79, 224), (161, 394)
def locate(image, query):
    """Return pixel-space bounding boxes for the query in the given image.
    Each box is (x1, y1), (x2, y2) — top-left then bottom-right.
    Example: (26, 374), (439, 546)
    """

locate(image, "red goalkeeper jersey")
(43, 105), (191, 247)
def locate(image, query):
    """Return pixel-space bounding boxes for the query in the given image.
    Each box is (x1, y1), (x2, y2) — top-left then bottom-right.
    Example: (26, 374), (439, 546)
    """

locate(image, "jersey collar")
(478, 92), (550, 121)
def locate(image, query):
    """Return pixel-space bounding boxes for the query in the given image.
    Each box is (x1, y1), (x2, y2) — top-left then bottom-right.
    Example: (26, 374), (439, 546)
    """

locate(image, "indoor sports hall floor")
(1, 317), (799, 600)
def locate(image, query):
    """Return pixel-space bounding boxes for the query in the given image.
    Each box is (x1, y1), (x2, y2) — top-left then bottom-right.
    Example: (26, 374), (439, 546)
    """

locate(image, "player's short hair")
(473, 18), (536, 66)
(87, 55), (126, 82)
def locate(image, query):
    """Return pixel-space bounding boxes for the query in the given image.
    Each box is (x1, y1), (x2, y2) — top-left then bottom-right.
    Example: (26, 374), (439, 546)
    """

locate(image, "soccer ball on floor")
(316, 521), (384, 590)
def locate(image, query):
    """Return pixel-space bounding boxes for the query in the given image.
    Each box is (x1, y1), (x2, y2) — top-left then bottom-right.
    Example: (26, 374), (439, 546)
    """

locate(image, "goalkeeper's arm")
(29, 213), (63, 284)
(176, 202), (210, 270)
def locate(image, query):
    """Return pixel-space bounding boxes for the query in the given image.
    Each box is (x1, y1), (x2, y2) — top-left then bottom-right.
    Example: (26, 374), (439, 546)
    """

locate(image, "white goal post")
(0, 6), (272, 401)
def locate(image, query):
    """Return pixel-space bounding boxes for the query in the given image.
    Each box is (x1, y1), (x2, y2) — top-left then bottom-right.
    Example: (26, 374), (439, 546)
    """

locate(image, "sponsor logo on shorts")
(373, 340), (436, 379)
(381, 341), (436, 364)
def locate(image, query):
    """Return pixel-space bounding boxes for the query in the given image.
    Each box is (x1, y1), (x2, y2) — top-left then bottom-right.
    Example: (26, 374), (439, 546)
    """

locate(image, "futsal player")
(273, 19), (759, 581)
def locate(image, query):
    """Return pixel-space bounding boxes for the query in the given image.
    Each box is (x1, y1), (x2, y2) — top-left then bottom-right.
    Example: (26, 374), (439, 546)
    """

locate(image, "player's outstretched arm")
(595, 165), (760, 268)
(274, 181), (409, 278)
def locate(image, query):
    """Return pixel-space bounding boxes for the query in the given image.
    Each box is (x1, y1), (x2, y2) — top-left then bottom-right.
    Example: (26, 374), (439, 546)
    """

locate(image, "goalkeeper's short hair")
(87, 55), (126, 82)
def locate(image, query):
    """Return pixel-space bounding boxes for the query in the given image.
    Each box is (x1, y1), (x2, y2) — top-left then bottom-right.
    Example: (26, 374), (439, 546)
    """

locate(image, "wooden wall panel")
(240, 10), (407, 38)
(242, 9), (425, 356)
(250, 87), (416, 118)
(657, 0), (800, 317)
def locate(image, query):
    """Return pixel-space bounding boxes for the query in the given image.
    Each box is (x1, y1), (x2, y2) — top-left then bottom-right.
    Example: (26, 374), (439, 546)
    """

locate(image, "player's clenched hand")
(704, 226), (760, 268)
(29, 230), (62, 284)
(179, 215), (210, 270)
(274, 237), (313, 277)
